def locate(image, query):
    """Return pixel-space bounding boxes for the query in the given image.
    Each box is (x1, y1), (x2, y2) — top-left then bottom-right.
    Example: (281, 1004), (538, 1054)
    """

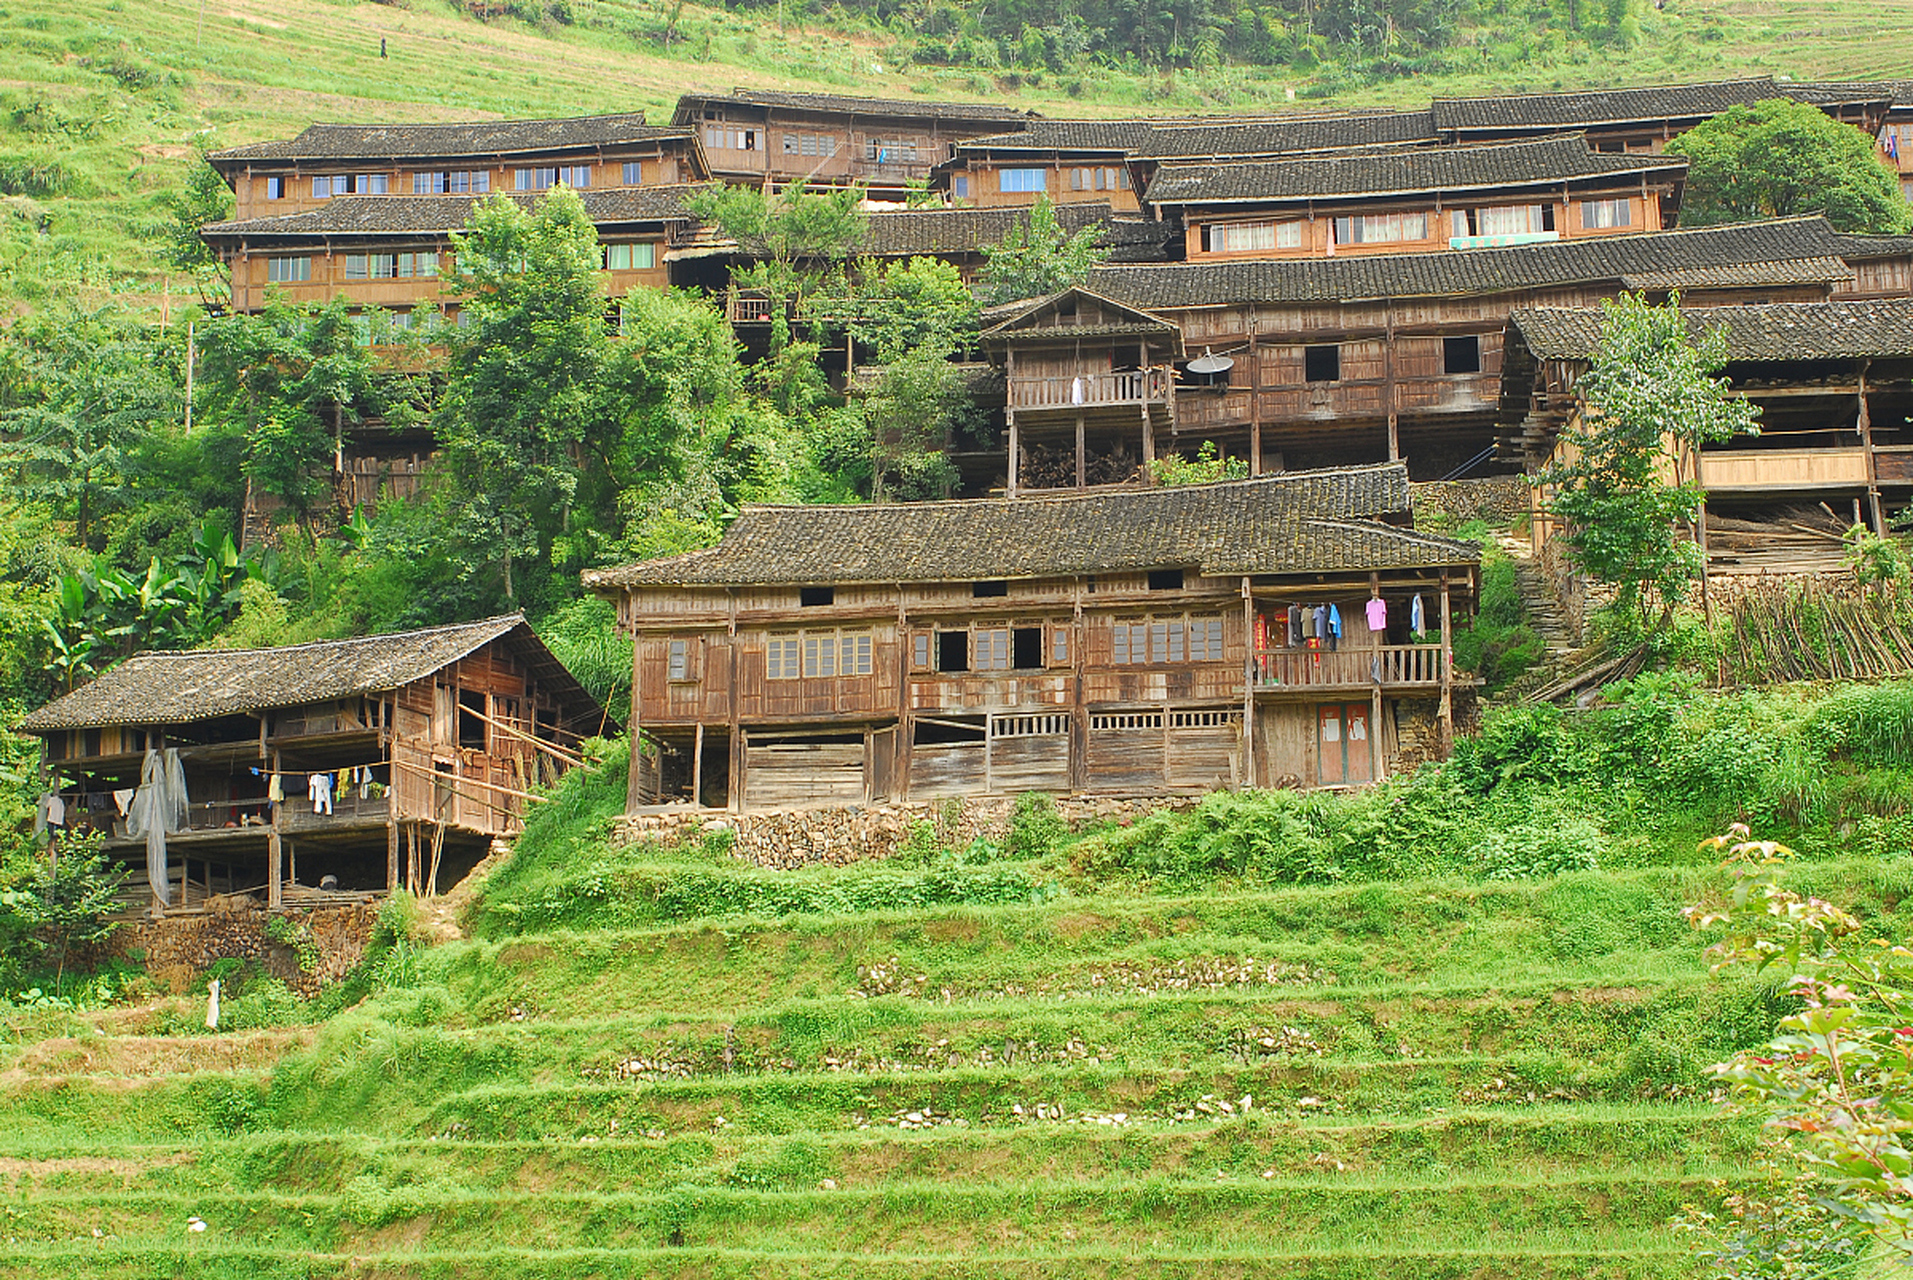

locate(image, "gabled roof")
(1431, 77), (1889, 134)
(672, 89), (1034, 125)
(1144, 134), (1682, 206)
(1132, 111), (1440, 159)
(980, 287), (1182, 343)
(953, 120), (1167, 153)
(207, 114), (685, 165)
(1834, 232), (1913, 260)
(18, 616), (608, 733)
(583, 464), (1478, 590)
(198, 185), (710, 241)
(859, 202), (1113, 257)
(1085, 218), (1854, 309)
(1508, 297), (1913, 363)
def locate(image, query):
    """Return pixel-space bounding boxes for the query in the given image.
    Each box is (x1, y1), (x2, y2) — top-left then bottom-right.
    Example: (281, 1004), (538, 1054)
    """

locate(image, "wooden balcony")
(1252, 644), (1444, 692)
(1008, 369), (1173, 412)
(1698, 447), (1869, 492)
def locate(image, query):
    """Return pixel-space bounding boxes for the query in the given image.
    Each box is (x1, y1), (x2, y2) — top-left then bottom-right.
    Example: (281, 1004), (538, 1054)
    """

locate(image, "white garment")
(113, 788), (135, 816)
(267, 773), (283, 804)
(205, 979), (220, 1031)
(42, 793), (65, 827)
(308, 773), (333, 815)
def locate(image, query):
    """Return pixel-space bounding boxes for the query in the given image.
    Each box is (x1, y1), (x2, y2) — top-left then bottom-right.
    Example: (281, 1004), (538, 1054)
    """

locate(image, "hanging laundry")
(268, 772), (283, 804)
(1300, 607), (1316, 639)
(1312, 605), (1329, 645)
(358, 768), (371, 800)
(1410, 594), (1426, 633)
(40, 793), (65, 828)
(309, 772), (333, 815)
(1365, 597), (1387, 632)
(112, 788), (135, 817)
(1287, 605), (1302, 646)
(1327, 604), (1342, 649)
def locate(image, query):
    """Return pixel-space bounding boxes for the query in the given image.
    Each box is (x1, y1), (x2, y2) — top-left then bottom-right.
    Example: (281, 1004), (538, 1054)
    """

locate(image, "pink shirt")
(1365, 597), (1387, 631)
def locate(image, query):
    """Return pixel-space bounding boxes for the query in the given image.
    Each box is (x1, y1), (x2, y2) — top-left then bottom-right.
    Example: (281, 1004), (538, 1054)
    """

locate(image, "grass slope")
(2, 0), (1912, 314)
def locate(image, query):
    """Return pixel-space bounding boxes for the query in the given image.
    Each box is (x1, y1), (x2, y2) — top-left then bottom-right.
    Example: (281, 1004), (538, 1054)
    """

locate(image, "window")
(766, 635), (800, 681)
(622, 161), (644, 185)
(999, 168), (1048, 193)
(667, 638), (694, 682)
(972, 580), (1008, 598)
(800, 586), (835, 607)
(782, 132), (839, 157)
(1186, 616), (1224, 661)
(1580, 197), (1632, 230)
(912, 632), (932, 670)
(1111, 619), (1147, 665)
(951, 174), (970, 199)
(1209, 220), (1302, 253)
(972, 627), (1011, 671)
(842, 632), (873, 676)
(803, 632), (837, 678)
(399, 251), (437, 278)
(312, 174), (386, 198)
(1050, 626), (1070, 665)
(993, 713), (1069, 738)
(1147, 569), (1184, 591)
(1110, 614), (1224, 664)
(1332, 211), (1429, 245)
(1477, 203), (1554, 235)
(604, 243), (656, 271)
(1069, 166), (1131, 192)
(414, 170), (489, 193)
(558, 165), (591, 188)
(864, 138), (918, 163)
(266, 256), (311, 283)
(1443, 335), (1481, 375)
(704, 126), (759, 151)
(937, 630), (969, 672)
(1091, 711), (1164, 731)
(515, 167), (560, 191)
(457, 690), (487, 750)
(1304, 344), (1341, 382)
(265, 176), (286, 200)
(1013, 628), (1043, 670)
(344, 253), (400, 280)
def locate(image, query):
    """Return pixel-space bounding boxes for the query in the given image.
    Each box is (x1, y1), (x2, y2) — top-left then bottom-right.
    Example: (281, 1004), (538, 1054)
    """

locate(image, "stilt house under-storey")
(584, 465), (1480, 812)
(17, 616), (610, 914)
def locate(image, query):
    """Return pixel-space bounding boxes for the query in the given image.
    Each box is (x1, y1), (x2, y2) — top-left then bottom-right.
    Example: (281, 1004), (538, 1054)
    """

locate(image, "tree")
(0, 830), (127, 990)
(1668, 99), (1913, 236)
(687, 180), (865, 361)
(160, 150), (235, 306)
(1688, 825), (1913, 1260)
(437, 188), (614, 604)
(1534, 292), (1760, 627)
(977, 195), (1109, 306)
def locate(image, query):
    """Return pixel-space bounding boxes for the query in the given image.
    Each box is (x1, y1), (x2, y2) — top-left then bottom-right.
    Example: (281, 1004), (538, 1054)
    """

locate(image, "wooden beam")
(267, 747), (282, 911)
(1369, 571), (1384, 785)
(1240, 578), (1255, 789)
(1437, 572), (1454, 757)
(691, 721), (705, 808)
(625, 615), (646, 813)
(1860, 359), (1886, 532)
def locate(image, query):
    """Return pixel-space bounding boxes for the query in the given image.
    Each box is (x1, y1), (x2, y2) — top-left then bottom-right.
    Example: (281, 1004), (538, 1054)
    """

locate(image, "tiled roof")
(207, 114), (684, 164)
(1085, 218), (1854, 308)
(1431, 77), (1890, 133)
(954, 120), (1166, 152)
(1144, 134), (1680, 205)
(198, 185), (710, 240)
(1833, 232), (1913, 260)
(1132, 111), (1440, 158)
(860, 202), (1113, 256)
(673, 89), (1033, 124)
(1508, 297), (1913, 362)
(18, 616), (604, 733)
(583, 464), (1478, 589)
(980, 287), (1181, 340)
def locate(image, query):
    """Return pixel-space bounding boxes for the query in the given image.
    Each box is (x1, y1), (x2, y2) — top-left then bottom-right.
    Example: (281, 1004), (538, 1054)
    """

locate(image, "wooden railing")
(1252, 644), (1444, 689)
(1008, 368), (1171, 410)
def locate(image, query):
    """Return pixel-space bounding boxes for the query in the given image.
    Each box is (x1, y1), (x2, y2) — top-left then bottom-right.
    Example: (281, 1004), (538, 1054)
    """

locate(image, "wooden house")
(1075, 217), (1888, 482)
(584, 466), (1479, 812)
(1500, 297), (1913, 574)
(668, 89), (1035, 197)
(1146, 135), (1685, 262)
(18, 617), (610, 913)
(206, 114), (706, 222)
(202, 184), (708, 318)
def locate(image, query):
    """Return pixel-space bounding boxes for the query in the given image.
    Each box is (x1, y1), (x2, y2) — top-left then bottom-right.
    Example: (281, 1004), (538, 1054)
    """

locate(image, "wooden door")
(1316, 703), (1372, 786)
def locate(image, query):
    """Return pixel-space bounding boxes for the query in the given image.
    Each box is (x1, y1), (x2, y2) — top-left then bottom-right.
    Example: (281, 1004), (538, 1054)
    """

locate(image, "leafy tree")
(159, 150), (235, 305)
(687, 180), (866, 360)
(977, 195), (1109, 306)
(1534, 292), (1760, 627)
(0, 830), (127, 989)
(1668, 99), (1913, 235)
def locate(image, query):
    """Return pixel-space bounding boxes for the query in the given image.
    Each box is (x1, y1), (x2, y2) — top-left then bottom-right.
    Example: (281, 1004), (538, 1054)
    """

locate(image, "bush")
(1474, 817), (1605, 880)
(1004, 792), (1067, 860)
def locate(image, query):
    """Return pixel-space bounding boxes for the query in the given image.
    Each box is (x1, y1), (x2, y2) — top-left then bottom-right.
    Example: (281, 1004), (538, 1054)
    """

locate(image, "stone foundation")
(109, 898), (380, 996)
(1411, 477), (1529, 524)
(615, 794), (1196, 869)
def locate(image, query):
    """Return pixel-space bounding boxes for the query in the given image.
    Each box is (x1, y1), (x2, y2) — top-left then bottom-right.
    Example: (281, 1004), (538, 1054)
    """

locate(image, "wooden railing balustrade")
(1007, 368), (1172, 410)
(1251, 644), (1443, 689)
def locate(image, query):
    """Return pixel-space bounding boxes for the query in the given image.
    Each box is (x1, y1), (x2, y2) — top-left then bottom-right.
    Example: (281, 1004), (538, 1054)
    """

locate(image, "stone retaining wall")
(1410, 477), (1529, 524)
(109, 899), (380, 996)
(616, 794), (1194, 869)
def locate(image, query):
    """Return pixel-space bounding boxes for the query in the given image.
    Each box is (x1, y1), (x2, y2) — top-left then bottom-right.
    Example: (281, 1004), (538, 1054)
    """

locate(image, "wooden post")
(1007, 407), (1020, 499)
(383, 695), (398, 891)
(1384, 301), (1399, 462)
(1075, 412), (1086, 490)
(1696, 498), (1714, 629)
(1141, 399), (1155, 480)
(1248, 325), (1262, 477)
(691, 722), (705, 808)
(1859, 359), (1885, 532)
(1070, 578), (1087, 794)
(267, 748), (283, 910)
(625, 617), (646, 813)
(1369, 571), (1384, 784)
(1240, 578), (1255, 790)
(1437, 572), (1454, 756)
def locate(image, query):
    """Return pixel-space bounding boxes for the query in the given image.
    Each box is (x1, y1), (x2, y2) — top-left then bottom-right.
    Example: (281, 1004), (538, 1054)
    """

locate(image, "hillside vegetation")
(2, 0), (1912, 314)
(3, 678), (1913, 1274)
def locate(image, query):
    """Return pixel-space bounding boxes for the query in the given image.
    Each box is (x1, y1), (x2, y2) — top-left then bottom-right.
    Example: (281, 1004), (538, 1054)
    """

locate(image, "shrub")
(1474, 817), (1605, 880)
(1004, 792), (1067, 860)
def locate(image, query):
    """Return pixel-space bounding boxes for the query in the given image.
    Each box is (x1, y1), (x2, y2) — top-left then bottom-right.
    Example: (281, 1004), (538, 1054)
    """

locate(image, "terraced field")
(4, 854), (1900, 1278)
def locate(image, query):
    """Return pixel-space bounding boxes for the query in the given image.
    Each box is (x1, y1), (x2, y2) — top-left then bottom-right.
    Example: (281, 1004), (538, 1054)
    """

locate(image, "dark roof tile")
(1509, 297), (1913, 362)
(1431, 77), (1889, 133)
(208, 114), (684, 164)
(1145, 134), (1681, 205)
(583, 465), (1477, 589)
(199, 185), (709, 240)
(1133, 111), (1440, 158)
(674, 89), (1033, 124)
(859, 202), (1111, 256)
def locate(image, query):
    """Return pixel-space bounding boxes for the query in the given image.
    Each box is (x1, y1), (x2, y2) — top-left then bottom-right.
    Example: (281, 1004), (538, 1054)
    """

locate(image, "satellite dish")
(1185, 352), (1235, 375)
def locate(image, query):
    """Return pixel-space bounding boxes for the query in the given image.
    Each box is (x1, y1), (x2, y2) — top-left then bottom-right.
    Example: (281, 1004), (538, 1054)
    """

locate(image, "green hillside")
(7, 680), (1913, 1275)
(3, 0), (1912, 314)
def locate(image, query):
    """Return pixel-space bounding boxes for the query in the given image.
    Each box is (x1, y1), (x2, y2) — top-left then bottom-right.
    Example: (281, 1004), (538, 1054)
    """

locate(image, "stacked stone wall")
(108, 899), (379, 996)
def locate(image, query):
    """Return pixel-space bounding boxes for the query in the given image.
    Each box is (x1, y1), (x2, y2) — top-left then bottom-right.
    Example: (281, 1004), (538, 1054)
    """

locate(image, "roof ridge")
(126, 613), (525, 662)
(1433, 75), (1779, 103)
